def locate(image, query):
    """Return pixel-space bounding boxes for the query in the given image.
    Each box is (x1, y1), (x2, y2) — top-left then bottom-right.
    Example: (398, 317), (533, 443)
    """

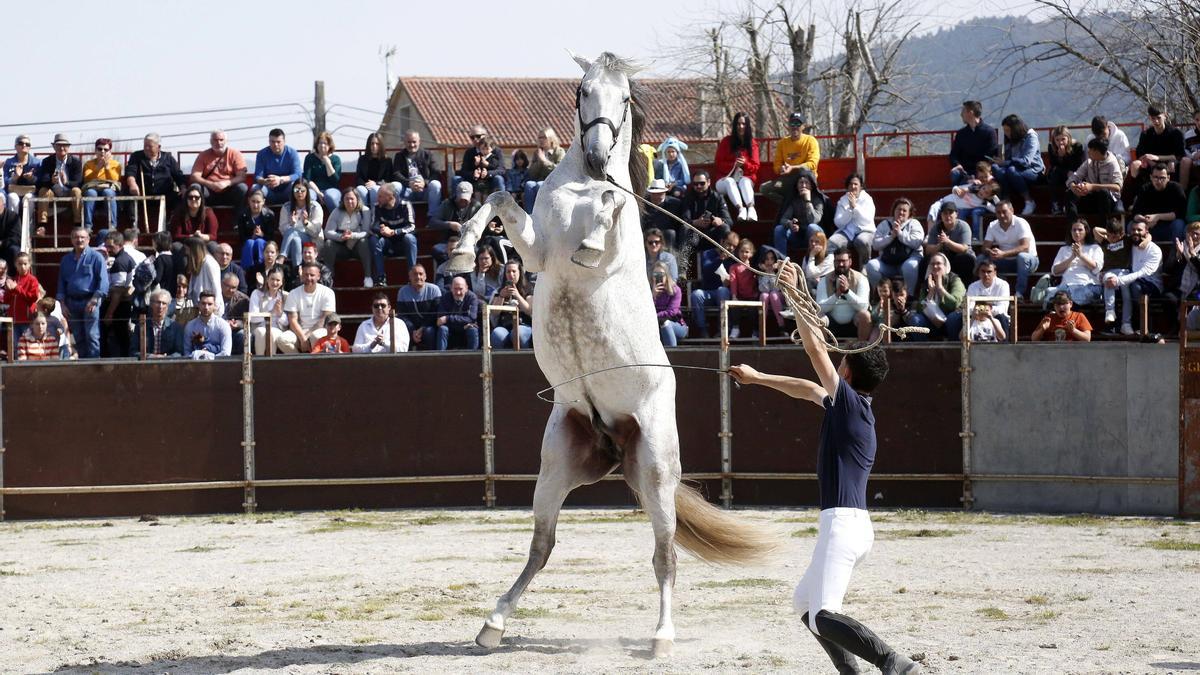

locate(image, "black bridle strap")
(576, 85), (629, 154)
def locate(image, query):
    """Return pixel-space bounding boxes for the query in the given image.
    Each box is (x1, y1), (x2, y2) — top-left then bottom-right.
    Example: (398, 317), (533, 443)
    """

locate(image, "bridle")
(575, 81), (629, 154)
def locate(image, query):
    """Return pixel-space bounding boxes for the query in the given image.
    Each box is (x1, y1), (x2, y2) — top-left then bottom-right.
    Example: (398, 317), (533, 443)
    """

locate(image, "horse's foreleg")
(571, 189), (626, 268)
(627, 425), (681, 658)
(490, 191), (542, 272)
(448, 191), (542, 274)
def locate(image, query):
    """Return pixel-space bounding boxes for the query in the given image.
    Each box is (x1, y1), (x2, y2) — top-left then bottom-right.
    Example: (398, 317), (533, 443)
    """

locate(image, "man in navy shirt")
(949, 100), (1000, 187)
(57, 226), (109, 358)
(730, 262), (919, 675)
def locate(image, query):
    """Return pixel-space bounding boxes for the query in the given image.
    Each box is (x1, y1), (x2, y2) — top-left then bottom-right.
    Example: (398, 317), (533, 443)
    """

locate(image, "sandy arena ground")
(1, 507), (1198, 674)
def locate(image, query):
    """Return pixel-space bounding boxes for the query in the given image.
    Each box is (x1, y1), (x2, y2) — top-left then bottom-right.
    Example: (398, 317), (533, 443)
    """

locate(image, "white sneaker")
(746, 206), (759, 222)
(729, 327), (741, 339)
(1120, 323), (1135, 335)
(1104, 310), (1115, 324)
(363, 277), (374, 288)
(780, 309), (795, 320)
(1021, 200), (1035, 216)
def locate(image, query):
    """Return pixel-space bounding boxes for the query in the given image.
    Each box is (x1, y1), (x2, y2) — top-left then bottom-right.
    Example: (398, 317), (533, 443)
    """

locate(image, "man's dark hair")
(1086, 138), (1109, 154)
(269, 128), (286, 139)
(962, 100), (982, 118)
(105, 230), (124, 246)
(153, 230), (172, 253)
(1147, 104), (1163, 118)
(1152, 161), (1171, 174)
(833, 248), (852, 259)
(692, 169), (710, 182)
(300, 261), (321, 273)
(198, 291), (216, 301)
(1090, 115), (1107, 136)
(842, 344), (889, 394)
(372, 291), (389, 304)
(123, 228), (139, 245)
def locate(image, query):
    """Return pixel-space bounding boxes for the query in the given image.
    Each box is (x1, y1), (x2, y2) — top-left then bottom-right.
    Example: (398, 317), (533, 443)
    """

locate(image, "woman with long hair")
(488, 259), (534, 349)
(524, 127), (565, 213)
(355, 132), (393, 208)
(321, 189), (373, 287)
(184, 236), (224, 316)
(303, 131), (342, 213)
(1045, 218), (1103, 307)
(236, 190), (278, 276)
(714, 112), (761, 222)
(248, 265), (289, 354)
(650, 261), (687, 347)
(279, 181), (324, 264)
(467, 247), (500, 301)
(993, 113), (1045, 214)
(801, 230), (833, 291)
(1046, 125), (1084, 215)
(170, 184), (219, 242)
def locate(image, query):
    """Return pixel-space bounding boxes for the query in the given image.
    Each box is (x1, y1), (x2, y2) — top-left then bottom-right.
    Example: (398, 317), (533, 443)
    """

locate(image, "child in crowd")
(928, 179), (1000, 242)
(967, 301), (1006, 342)
(727, 238), (757, 338)
(16, 313), (60, 361)
(757, 248), (786, 329)
(506, 150), (529, 202)
(310, 314), (351, 353)
(655, 137), (690, 198)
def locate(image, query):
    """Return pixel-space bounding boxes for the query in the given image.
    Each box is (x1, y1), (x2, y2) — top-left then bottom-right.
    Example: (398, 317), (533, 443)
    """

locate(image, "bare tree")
(740, 10), (783, 137)
(770, 2), (817, 123)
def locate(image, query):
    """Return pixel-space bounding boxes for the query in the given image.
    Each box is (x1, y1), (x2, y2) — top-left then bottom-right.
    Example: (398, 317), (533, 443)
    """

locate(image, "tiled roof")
(392, 76), (763, 147)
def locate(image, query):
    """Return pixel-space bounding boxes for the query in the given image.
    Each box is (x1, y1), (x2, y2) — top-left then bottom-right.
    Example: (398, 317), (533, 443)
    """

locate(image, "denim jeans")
(253, 183), (292, 206)
(65, 298), (101, 359)
(983, 252), (1039, 297)
(1104, 274), (1161, 324)
(1044, 283), (1101, 308)
(993, 165), (1041, 197)
(689, 287), (730, 335)
(394, 180), (443, 214)
(319, 187), (341, 214)
(437, 323), (480, 350)
(84, 187), (118, 229)
(450, 175), (502, 198)
(865, 252), (922, 297)
(1147, 218), (1185, 243)
(490, 324), (533, 349)
(241, 238), (266, 270)
(659, 320), (688, 346)
(773, 222), (823, 256)
(355, 184), (380, 209)
(280, 228), (314, 264)
(523, 180), (545, 213)
(372, 232), (417, 279)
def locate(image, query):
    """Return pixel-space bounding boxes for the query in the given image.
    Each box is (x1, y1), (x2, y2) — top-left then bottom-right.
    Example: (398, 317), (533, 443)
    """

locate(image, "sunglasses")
(16, 141), (30, 147)
(647, 239), (662, 245)
(372, 303), (389, 309)
(187, 195), (202, 201)
(469, 134), (482, 140)
(96, 147), (111, 152)
(293, 186), (306, 193)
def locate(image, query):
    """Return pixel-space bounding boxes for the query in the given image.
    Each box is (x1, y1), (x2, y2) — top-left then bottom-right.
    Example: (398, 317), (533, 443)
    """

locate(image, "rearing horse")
(448, 52), (776, 658)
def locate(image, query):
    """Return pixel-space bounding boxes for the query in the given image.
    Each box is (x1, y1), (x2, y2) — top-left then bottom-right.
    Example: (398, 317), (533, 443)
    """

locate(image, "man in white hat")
(36, 133), (83, 226)
(643, 178), (683, 250)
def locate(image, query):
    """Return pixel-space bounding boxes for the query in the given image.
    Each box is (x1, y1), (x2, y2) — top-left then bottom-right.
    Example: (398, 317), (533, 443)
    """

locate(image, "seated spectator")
(966, 301), (1007, 342)
(949, 100), (1000, 186)
(4, 134), (38, 214)
(726, 238), (758, 338)
(816, 248), (872, 340)
(170, 274), (197, 326)
(905, 252), (965, 340)
(1031, 291), (1092, 341)
(355, 132), (394, 209)
(689, 230), (738, 337)
(1102, 220), (1162, 335)
(773, 168), (824, 256)
(289, 242), (332, 290)
(124, 132), (186, 218)
(756, 247), (786, 330)
(643, 179), (682, 250)
(249, 240), (281, 293)
(1164, 221), (1200, 306)
(170, 185), (219, 242)
(951, 258), (1013, 341)
(505, 150), (529, 202)
(488, 260), (533, 349)
(1130, 105), (1186, 180)
(248, 266), (288, 355)
(303, 131), (342, 213)
(714, 112), (761, 222)
(457, 126), (504, 198)
(866, 198), (924, 297)
(184, 236), (224, 317)
(253, 128), (302, 206)
(651, 261), (686, 347)
(926, 178), (999, 242)
(830, 173), (876, 264)
(801, 231), (833, 291)
(183, 291), (232, 358)
(436, 275), (480, 350)
(1130, 162), (1187, 241)
(869, 278), (908, 342)
(466, 247), (500, 301)
(309, 313), (350, 354)
(56, 226), (107, 359)
(654, 137), (690, 199)
(1046, 125), (1085, 215)
(221, 272), (250, 355)
(0, 195), (22, 270)
(391, 130), (442, 215)
(16, 313), (60, 361)
(431, 182), (481, 263)
(370, 183), (417, 284)
(644, 228), (678, 280)
(131, 289), (183, 357)
(189, 129), (248, 216)
(760, 112), (820, 202)
(1086, 116), (1130, 171)
(36, 133), (83, 227)
(979, 201), (1038, 298)
(1045, 219), (1103, 307)
(525, 127), (565, 213)
(1066, 139), (1123, 222)
(278, 262), (335, 353)
(82, 138), (121, 232)
(678, 170), (731, 252)
(237, 192), (278, 279)
(353, 292), (409, 353)
(992, 114), (1044, 214)
(101, 230), (136, 357)
(7, 252), (43, 331)
(396, 264), (441, 350)
(278, 182), (324, 265)
(1182, 109), (1200, 191)
(322, 190), (373, 287)
(921, 202), (976, 282)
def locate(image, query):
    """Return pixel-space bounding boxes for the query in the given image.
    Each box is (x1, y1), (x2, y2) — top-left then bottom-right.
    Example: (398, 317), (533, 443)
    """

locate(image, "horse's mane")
(593, 52), (649, 203)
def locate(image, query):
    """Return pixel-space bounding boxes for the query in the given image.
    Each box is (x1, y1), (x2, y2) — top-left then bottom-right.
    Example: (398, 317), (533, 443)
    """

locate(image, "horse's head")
(572, 52), (635, 182)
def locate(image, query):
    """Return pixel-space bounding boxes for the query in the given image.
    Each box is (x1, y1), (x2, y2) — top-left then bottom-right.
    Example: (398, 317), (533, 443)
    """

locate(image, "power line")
(24, 120), (312, 152)
(327, 103), (386, 117)
(0, 102), (310, 129)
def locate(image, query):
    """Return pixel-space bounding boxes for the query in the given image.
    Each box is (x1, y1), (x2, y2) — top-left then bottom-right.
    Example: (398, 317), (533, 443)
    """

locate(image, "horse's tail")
(673, 482), (781, 564)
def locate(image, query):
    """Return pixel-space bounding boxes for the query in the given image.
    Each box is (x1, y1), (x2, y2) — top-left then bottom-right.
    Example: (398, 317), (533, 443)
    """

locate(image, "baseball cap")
(787, 113), (806, 127)
(326, 313), (342, 325)
(457, 182), (474, 196)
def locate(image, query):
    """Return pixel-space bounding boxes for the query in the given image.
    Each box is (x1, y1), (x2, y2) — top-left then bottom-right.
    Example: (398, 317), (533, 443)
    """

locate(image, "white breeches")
(794, 507), (874, 635)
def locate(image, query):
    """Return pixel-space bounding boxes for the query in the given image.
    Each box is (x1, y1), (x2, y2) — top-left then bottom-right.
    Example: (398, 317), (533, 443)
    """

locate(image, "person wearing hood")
(773, 167), (825, 255)
(655, 137), (690, 199)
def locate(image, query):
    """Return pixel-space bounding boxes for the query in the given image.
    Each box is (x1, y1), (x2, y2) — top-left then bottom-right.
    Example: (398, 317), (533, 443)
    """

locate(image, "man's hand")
(1039, 316), (1052, 332)
(380, 225), (394, 238)
(437, 316), (447, 326)
(410, 177), (425, 192)
(85, 299), (98, 314)
(836, 275), (850, 295)
(937, 231), (950, 245)
(728, 364), (760, 385)
(779, 261), (799, 289)
(1104, 275), (1119, 289)
(413, 327), (424, 343)
(1141, 153), (1159, 163)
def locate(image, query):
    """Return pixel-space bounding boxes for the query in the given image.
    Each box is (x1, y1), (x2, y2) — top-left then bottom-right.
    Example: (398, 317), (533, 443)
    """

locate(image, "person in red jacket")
(714, 111), (761, 222)
(7, 252), (43, 329)
(170, 185), (219, 242)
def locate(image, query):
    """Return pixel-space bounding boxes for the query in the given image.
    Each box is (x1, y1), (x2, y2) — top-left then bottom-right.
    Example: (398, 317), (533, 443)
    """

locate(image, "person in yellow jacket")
(81, 138), (123, 231)
(761, 112), (821, 204)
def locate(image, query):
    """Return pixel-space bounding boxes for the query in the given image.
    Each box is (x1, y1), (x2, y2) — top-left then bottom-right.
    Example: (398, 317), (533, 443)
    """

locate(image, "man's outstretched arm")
(728, 364), (826, 406)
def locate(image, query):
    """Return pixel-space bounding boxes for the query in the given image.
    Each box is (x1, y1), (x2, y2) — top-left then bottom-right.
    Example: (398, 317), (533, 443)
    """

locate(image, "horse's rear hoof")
(476, 623), (504, 649)
(652, 638), (674, 658)
(445, 249), (476, 274)
(571, 246), (603, 268)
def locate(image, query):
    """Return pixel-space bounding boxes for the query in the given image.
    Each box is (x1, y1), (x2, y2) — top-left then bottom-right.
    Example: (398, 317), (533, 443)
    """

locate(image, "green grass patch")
(352, 635), (378, 645)
(176, 545), (226, 553)
(878, 528), (965, 539)
(447, 582), (479, 592)
(416, 611), (446, 621)
(306, 518), (392, 534)
(1145, 539), (1200, 551)
(792, 527), (818, 537)
(976, 607), (1010, 620)
(1025, 594), (1050, 605)
(1033, 610), (1061, 621)
(0, 569), (20, 576)
(1067, 593), (1090, 602)
(511, 606), (552, 619)
(405, 514), (463, 526)
(696, 577), (787, 590)
(560, 511), (646, 524)
(50, 539), (92, 547)
(306, 611), (329, 621)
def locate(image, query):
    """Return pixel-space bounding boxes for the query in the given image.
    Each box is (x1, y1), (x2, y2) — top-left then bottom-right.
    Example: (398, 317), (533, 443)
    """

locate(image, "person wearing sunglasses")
(82, 138), (122, 231)
(643, 228), (678, 280)
(454, 125), (504, 199)
(3, 134), (39, 213)
(352, 292), (409, 353)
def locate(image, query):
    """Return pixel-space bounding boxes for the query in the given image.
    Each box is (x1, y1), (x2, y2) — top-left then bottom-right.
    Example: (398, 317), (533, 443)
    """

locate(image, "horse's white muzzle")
(584, 146), (608, 181)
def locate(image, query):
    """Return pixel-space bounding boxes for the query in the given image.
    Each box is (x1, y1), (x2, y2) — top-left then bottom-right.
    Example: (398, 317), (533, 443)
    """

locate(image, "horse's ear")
(567, 50), (593, 73)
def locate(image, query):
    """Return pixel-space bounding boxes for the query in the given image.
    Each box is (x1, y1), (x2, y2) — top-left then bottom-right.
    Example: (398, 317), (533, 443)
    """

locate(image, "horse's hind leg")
(626, 420), (681, 658)
(476, 406), (616, 648)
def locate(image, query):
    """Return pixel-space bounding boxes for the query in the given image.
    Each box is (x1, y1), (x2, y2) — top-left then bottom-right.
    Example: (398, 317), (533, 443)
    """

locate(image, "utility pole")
(313, 80), (326, 140)
(380, 45), (397, 106)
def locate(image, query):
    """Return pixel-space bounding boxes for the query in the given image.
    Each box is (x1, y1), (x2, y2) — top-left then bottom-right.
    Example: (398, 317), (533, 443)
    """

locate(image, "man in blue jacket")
(254, 129), (302, 206)
(435, 275), (479, 350)
(56, 226), (108, 358)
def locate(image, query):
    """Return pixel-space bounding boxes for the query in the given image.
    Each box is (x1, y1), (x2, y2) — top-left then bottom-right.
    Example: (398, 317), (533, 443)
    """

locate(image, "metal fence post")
(481, 306), (497, 507)
(959, 322), (975, 510)
(241, 317), (257, 514)
(0, 363), (6, 521)
(718, 303), (733, 508)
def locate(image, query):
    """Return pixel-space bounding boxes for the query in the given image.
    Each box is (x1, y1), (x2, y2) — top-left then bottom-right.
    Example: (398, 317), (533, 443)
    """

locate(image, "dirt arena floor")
(2, 507), (1198, 674)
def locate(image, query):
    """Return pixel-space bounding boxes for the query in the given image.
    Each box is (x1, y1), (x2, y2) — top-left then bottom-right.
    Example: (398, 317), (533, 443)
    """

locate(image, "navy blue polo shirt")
(816, 377), (876, 510)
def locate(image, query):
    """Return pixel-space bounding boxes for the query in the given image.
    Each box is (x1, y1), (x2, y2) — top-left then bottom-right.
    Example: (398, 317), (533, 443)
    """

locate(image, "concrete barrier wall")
(969, 343), (1179, 515)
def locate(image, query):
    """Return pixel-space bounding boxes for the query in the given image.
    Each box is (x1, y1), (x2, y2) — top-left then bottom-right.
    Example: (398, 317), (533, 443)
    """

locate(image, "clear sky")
(2, 0), (1035, 155)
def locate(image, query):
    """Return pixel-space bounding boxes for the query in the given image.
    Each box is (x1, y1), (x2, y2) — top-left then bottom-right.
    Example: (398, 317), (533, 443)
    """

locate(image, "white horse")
(447, 52), (776, 658)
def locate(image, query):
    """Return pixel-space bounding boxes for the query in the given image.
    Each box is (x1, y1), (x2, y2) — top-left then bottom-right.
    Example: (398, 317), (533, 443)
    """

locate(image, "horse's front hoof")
(476, 622), (505, 649)
(652, 638), (674, 658)
(571, 246), (603, 268)
(444, 249), (476, 274)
